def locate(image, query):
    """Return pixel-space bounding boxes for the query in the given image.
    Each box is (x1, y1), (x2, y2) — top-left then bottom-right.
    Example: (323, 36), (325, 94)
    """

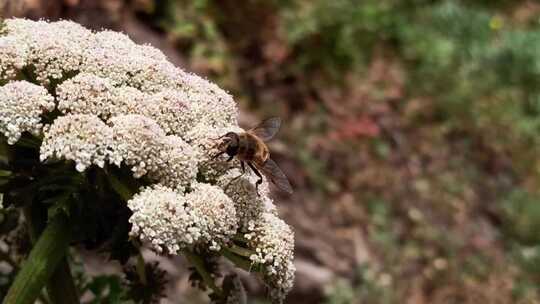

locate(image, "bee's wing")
(257, 158), (293, 194)
(249, 117), (281, 142)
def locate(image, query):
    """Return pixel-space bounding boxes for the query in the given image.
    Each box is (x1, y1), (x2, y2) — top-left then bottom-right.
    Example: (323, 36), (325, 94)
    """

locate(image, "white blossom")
(58, 76), (145, 121)
(142, 89), (199, 137)
(0, 36), (27, 79)
(181, 74), (238, 128)
(149, 135), (199, 190)
(81, 30), (185, 92)
(5, 19), (93, 84)
(56, 73), (117, 118)
(217, 169), (274, 228)
(40, 114), (115, 172)
(127, 185), (195, 255)
(109, 114), (167, 178)
(0, 81), (55, 144)
(185, 183), (238, 251)
(245, 213), (295, 303)
(57, 74), (199, 138)
(128, 184), (238, 253)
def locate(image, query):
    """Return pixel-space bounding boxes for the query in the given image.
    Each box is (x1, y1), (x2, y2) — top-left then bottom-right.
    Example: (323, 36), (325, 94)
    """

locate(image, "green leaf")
(3, 214), (73, 304)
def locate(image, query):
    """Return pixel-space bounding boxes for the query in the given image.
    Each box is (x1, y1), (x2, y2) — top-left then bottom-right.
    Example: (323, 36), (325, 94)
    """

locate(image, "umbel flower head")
(0, 18), (294, 302)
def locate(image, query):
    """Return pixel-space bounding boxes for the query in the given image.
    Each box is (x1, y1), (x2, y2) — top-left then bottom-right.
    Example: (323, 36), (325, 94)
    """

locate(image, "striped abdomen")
(237, 132), (269, 164)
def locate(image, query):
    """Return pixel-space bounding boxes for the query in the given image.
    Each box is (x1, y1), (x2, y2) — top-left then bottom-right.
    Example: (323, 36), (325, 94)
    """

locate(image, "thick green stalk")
(23, 204), (79, 304)
(46, 258), (79, 304)
(3, 214), (73, 304)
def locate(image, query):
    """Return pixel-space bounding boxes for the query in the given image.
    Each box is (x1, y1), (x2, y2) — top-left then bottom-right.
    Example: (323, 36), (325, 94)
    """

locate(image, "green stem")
(222, 248), (254, 272)
(3, 214), (73, 304)
(23, 204), (79, 304)
(183, 251), (223, 297)
(46, 258), (79, 304)
(227, 244), (255, 258)
(136, 251), (148, 285)
(0, 249), (49, 304)
(106, 173), (135, 201)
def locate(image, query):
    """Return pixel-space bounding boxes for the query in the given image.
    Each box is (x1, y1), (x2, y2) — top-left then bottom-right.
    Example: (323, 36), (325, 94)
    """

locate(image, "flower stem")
(227, 244), (255, 258)
(136, 251), (148, 285)
(222, 248), (254, 272)
(183, 251), (223, 297)
(3, 214), (74, 304)
(46, 258), (79, 304)
(22, 204), (79, 304)
(107, 172), (135, 201)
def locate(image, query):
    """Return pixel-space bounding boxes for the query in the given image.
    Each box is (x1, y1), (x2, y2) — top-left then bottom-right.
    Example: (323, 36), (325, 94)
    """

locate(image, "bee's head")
(220, 132), (240, 156)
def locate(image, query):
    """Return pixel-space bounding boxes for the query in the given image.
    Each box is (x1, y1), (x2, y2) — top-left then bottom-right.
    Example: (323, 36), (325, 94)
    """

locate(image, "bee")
(212, 117), (293, 194)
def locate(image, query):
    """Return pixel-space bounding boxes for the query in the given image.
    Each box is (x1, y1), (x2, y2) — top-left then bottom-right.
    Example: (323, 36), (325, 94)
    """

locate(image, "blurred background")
(4, 0), (540, 303)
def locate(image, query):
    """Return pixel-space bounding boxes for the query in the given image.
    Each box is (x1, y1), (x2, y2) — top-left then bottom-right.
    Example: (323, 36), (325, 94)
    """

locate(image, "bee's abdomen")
(236, 134), (253, 160)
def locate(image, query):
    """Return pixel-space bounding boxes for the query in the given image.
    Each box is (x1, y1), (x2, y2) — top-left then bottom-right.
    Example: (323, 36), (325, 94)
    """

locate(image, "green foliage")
(149, 0), (230, 75)
(399, 2), (540, 150)
(284, 0), (392, 72)
(281, 0), (540, 150)
(502, 190), (540, 245)
(323, 269), (396, 304)
(323, 279), (355, 304)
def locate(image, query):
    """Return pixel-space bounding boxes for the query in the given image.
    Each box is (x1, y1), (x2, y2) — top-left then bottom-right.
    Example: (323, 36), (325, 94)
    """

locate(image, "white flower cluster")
(1, 18), (237, 128)
(128, 185), (195, 254)
(0, 18), (295, 301)
(0, 81), (55, 144)
(217, 169), (274, 228)
(57, 73), (201, 138)
(0, 36), (26, 79)
(40, 114), (115, 172)
(245, 213), (295, 303)
(40, 114), (199, 188)
(5, 19), (93, 84)
(184, 183), (239, 251)
(108, 114), (167, 177)
(128, 184), (237, 254)
(83, 30), (181, 93)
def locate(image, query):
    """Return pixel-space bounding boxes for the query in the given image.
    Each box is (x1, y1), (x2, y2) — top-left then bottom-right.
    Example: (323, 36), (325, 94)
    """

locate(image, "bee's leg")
(209, 135), (227, 149)
(212, 151), (225, 160)
(229, 160), (246, 174)
(210, 134), (227, 141)
(225, 162), (246, 191)
(226, 155), (234, 162)
(248, 163), (263, 196)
